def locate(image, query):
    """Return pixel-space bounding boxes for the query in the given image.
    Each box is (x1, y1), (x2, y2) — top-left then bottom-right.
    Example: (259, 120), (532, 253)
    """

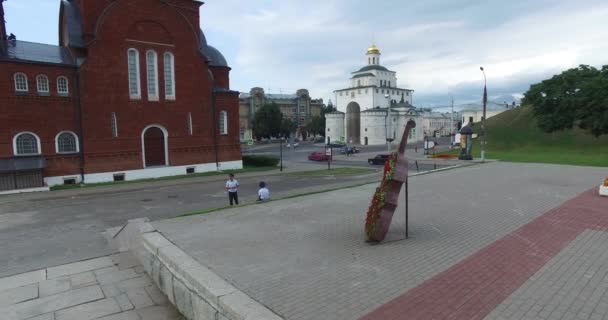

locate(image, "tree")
(523, 65), (608, 137)
(252, 102), (282, 139)
(306, 116), (325, 137)
(280, 118), (297, 138)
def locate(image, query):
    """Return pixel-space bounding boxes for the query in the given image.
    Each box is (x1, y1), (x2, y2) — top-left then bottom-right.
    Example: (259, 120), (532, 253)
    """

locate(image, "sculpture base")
(458, 155), (473, 160)
(600, 185), (608, 197)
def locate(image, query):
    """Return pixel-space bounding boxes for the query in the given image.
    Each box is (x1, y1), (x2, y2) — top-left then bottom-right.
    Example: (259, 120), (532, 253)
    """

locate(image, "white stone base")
(106, 219), (283, 320)
(44, 160), (243, 187)
(600, 185), (608, 197)
(0, 186), (50, 195)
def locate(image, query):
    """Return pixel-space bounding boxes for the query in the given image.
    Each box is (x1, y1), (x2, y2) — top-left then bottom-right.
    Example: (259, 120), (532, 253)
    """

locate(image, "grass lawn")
(287, 167), (377, 177)
(445, 106), (608, 167)
(50, 166), (277, 191)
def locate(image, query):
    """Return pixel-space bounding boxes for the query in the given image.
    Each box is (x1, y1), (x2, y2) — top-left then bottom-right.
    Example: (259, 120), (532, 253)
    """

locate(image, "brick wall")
(0, 0), (241, 184)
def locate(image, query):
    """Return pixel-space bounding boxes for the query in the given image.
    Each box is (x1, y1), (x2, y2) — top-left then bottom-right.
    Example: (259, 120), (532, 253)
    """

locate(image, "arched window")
(36, 75), (50, 94)
(127, 48), (141, 99)
(219, 111), (228, 135)
(55, 131), (79, 153)
(146, 50), (159, 101)
(14, 73), (28, 92)
(57, 76), (69, 95)
(13, 132), (41, 155)
(164, 52), (175, 100)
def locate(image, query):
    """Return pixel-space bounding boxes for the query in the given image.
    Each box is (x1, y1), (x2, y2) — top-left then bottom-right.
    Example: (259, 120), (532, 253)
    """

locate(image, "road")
(0, 138), (454, 278)
(0, 168), (383, 278)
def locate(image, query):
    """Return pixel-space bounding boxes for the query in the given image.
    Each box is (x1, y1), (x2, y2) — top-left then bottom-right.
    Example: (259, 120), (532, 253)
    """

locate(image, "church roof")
(1, 40), (75, 65)
(199, 29), (229, 67)
(60, 0), (85, 48)
(354, 65), (390, 73)
(352, 72), (375, 78)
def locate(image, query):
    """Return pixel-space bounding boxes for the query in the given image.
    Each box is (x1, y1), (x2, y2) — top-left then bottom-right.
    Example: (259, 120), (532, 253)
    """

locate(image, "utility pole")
(451, 95), (454, 147)
(386, 94), (392, 152)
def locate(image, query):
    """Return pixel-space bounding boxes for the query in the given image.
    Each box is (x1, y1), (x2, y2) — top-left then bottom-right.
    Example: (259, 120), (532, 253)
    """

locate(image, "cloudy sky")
(4, 0), (608, 108)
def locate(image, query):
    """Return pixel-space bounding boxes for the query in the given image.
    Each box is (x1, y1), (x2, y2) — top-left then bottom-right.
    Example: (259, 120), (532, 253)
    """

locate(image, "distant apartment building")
(422, 112), (460, 137)
(239, 88), (324, 140)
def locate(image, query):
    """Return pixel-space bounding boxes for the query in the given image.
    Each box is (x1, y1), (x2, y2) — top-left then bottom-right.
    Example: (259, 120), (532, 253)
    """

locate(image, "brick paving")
(153, 162), (607, 320)
(362, 187), (607, 320)
(0, 252), (183, 320)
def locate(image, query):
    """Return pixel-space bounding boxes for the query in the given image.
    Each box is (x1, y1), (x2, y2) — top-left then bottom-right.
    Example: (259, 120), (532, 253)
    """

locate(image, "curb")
(106, 219), (283, 320)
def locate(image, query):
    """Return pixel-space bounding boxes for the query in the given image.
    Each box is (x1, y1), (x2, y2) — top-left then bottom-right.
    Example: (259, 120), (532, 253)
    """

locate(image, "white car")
(287, 142), (299, 148)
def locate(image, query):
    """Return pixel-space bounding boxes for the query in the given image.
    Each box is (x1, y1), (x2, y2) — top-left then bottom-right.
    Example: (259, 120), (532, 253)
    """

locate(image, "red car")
(308, 152), (331, 161)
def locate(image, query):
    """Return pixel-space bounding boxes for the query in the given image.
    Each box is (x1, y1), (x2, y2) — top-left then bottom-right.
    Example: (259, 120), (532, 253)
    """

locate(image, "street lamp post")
(480, 67), (487, 163)
(450, 94), (454, 148)
(385, 94), (392, 152)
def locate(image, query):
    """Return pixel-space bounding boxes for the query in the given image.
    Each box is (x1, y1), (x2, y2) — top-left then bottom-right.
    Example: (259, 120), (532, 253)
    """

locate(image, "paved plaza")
(0, 252), (182, 320)
(152, 162), (607, 320)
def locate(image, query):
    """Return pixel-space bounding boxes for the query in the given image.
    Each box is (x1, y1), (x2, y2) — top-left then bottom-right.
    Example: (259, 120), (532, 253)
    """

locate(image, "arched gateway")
(346, 102), (361, 145)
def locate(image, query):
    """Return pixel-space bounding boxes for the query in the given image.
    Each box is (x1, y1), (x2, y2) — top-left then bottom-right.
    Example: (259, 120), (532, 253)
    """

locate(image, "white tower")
(366, 44), (381, 66)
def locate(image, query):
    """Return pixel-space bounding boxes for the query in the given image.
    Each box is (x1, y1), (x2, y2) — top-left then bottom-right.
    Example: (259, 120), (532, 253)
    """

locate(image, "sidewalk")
(0, 252), (182, 320)
(150, 162), (606, 320)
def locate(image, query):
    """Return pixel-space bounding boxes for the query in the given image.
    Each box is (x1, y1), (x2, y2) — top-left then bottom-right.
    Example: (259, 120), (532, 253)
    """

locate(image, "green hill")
(465, 106), (608, 167)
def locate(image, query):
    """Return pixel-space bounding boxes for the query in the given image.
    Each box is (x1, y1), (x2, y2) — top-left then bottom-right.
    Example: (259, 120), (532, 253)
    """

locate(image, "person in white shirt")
(225, 173), (239, 205)
(257, 181), (270, 201)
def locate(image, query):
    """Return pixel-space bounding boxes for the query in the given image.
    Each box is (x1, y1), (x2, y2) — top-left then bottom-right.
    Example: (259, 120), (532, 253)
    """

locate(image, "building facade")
(327, 45), (423, 146)
(0, 0), (241, 193)
(239, 88), (323, 141)
(421, 111), (460, 137)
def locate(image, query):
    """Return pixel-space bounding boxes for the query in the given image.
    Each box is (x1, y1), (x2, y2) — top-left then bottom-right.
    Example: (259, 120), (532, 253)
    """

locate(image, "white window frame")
(219, 111), (228, 135)
(164, 52), (176, 100)
(14, 73), (28, 92)
(127, 48), (141, 99)
(55, 131), (79, 154)
(13, 132), (42, 156)
(57, 76), (69, 95)
(146, 50), (159, 101)
(36, 74), (50, 95)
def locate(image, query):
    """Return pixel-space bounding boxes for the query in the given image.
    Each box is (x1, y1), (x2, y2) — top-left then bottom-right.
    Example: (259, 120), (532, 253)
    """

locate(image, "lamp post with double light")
(385, 94), (393, 152)
(480, 67), (487, 163)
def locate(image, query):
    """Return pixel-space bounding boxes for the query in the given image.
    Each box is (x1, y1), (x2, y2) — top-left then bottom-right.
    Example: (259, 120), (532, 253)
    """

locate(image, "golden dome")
(367, 44), (380, 54)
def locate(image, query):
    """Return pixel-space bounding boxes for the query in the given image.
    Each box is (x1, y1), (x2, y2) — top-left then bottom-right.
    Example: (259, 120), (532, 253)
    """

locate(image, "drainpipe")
(75, 66), (85, 184)
(211, 91), (219, 170)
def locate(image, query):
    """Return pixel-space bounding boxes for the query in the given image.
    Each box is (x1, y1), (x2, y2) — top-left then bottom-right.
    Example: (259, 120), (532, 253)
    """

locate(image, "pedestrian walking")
(257, 181), (270, 201)
(225, 173), (239, 205)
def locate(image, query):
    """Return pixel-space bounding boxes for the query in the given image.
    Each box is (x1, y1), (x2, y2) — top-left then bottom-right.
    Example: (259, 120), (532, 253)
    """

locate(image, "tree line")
(524, 64), (608, 137)
(252, 102), (335, 140)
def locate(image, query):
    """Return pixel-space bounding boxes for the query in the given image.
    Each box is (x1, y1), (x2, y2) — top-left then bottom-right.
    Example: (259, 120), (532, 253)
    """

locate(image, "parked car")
(368, 154), (390, 165)
(287, 142), (299, 148)
(340, 146), (360, 154)
(308, 152), (331, 161)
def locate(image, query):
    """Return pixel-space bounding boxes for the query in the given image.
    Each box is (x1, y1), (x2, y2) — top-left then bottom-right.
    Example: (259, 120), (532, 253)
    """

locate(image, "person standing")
(225, 173), (239, 205)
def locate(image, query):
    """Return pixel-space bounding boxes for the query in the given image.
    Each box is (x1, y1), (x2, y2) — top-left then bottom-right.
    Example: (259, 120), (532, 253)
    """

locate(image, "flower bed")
(600, 177), (608, 197)
(365, 153), (398, 242)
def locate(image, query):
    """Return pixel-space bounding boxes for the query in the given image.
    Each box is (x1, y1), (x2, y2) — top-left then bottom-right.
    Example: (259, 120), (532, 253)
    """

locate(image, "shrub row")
(242, 155), (279, 167)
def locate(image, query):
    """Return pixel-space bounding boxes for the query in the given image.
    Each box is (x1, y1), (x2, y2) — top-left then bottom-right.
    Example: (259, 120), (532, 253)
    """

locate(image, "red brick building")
(0, 0), (241, 193)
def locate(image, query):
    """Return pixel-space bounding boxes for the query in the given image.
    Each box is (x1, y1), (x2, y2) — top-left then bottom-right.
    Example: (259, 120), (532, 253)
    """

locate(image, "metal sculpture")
(365, 120), (416, 243)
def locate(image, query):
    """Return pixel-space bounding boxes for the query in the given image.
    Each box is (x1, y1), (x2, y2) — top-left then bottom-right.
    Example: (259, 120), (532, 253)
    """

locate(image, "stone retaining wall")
(106, 218), (283, 320)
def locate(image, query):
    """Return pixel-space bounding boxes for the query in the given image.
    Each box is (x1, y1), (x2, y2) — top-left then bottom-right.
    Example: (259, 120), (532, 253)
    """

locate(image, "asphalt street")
(0, 138), (454, 278)
(0, 167), (382, 278)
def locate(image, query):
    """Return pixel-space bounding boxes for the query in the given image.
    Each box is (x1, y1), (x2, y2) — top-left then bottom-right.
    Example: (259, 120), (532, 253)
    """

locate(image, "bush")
(242, 155), (279, 167)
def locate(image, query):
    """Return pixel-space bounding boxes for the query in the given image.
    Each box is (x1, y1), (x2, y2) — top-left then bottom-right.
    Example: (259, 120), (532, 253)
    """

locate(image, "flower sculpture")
(365, 120), (416, 242)
(604, 177), (608, 187)
(600, 177), (608, 197)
